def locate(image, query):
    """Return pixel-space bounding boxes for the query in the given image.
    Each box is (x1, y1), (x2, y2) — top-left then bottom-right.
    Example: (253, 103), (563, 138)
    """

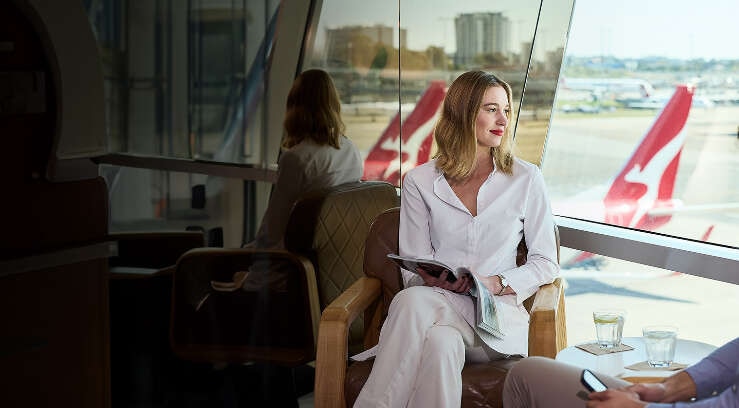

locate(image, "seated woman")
(189, 68), (363, 306)
(352, 70), (560, 408)
(247, 68), (363, 249)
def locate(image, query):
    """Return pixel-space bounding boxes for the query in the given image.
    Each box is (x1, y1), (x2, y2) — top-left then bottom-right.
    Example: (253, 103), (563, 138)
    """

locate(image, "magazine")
(387, 254), (463, 282)
(386, 254), (504, 338)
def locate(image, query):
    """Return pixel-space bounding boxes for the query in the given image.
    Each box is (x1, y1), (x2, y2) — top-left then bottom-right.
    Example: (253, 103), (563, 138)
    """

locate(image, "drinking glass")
(643, 325), (678, 367)
(593, 310), (625, 348)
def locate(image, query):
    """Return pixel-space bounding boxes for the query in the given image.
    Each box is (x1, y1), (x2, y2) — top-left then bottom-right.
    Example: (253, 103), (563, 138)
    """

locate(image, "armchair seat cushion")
(344, 357), (520, 408)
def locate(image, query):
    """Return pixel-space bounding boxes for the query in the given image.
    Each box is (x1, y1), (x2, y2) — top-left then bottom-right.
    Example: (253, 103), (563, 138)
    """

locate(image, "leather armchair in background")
(169, 181), (400, 366)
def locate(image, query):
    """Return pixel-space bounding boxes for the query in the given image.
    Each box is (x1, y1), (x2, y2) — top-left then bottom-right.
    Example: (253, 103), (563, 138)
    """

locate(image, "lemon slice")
(594, 315), (619, 324)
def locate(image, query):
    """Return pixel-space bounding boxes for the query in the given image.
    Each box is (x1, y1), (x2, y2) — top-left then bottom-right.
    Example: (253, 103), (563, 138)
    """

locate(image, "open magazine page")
(386, 254), (461, 283)
(386, 254), (504, 338)
(465, 271), (505, 339)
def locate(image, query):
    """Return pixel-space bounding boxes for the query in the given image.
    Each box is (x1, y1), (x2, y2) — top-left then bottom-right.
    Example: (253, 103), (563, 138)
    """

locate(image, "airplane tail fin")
(639, 82), (655, 98)
(362, 80), (446, 185)
(603, 84), (694, 230)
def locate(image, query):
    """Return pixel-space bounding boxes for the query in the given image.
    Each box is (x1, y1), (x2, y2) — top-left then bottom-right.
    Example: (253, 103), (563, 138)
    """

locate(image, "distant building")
(455, 12), (511, 66)
(325, 24), (406, 66)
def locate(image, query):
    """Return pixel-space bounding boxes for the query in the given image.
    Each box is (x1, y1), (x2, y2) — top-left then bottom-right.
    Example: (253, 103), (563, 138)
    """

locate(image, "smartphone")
(580, 369), (608, 393)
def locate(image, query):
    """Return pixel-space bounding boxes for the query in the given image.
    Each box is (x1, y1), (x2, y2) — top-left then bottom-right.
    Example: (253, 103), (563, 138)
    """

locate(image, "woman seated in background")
(246, 68), (363, 249)
(189, 68), (363, 306)
(352, 70), (560, 408)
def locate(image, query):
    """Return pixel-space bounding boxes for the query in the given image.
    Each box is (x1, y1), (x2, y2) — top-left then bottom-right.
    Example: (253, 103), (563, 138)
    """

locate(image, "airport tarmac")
(547, 103), (738, 350)
(561, 257), (739, 349)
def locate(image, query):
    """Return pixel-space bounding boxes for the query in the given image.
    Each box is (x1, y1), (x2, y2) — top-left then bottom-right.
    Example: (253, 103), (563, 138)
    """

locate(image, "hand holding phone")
(581, 369), (608, 393)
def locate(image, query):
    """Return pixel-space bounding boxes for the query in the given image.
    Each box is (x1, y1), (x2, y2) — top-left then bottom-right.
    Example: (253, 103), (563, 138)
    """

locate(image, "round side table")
(556, 337), (716, 379)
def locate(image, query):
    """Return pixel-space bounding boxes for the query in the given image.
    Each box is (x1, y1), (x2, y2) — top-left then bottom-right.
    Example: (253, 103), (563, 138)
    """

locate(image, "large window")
(88, 0), (279, 164)
(84, 0), (738, 346)
(86, 0), (280, 238)
(544, 0), (739, 344)
(303, 0), (574, 184)
(544, 0), (739, 249)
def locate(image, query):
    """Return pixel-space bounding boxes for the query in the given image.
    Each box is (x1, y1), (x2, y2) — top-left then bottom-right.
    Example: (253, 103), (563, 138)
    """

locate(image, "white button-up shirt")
(252, 136), (363, 249)
(399, 158), (559, 356)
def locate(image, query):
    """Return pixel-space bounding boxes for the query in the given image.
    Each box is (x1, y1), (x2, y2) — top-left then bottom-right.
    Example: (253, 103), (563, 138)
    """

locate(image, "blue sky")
(566, 0), (739, 59)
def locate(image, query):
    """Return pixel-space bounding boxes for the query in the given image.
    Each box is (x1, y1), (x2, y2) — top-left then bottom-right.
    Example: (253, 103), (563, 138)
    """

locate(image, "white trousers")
(502, 356), (631, 408)
(353, 286), (495, 408)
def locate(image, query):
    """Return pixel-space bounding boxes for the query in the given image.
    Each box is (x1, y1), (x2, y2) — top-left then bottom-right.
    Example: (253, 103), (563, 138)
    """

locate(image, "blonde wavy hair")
(282, 69), (345, 149)
(433, 70), (515, 179)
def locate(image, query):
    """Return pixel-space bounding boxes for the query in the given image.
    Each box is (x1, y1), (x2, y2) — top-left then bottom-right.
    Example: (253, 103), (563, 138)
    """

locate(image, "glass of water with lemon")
(593, 310), (625, 348)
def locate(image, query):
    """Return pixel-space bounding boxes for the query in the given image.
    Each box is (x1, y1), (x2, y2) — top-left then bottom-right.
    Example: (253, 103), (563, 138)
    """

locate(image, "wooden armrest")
(315, 277), (382, 408)
(528, 277), (567, 358)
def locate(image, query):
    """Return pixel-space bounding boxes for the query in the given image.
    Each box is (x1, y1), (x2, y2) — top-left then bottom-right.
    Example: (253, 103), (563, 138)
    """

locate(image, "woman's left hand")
(416, 268), (472, 294)
(478, 275), (513, 296)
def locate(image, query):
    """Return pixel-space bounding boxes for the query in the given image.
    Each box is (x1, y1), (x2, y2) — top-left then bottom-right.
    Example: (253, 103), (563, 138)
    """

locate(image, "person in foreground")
(352, 70), (560, 407)
(502, 336), (739, 408)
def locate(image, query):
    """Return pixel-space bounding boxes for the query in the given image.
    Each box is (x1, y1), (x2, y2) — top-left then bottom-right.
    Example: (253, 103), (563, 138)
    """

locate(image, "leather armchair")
(169, 181), (400, 366)
(314, 207), (567, 408)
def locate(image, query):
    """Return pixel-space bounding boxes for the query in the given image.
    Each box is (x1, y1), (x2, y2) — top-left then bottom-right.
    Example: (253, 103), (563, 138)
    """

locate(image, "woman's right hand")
(416, 268), (472, 294)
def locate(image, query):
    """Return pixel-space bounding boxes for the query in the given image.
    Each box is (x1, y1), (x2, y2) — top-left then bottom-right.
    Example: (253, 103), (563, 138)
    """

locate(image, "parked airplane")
(559, 77), (656, 99)
(361, 80), (721, 269)
(362, 80), (446, 185)
(551, 84), (705, 268)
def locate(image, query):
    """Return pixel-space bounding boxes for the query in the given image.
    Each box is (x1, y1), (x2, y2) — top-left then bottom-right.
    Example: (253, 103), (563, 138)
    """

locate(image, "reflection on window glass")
(305, 0), (572, 185)
(515, 0), (574, 165)
(303, 0), (399, 182)
(102, 164), (265, 248)
(86, 1), (280, 246)
(543, 0), (739, 249)
(561, 248), (739, 348)
(85, 0), (280, 164)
